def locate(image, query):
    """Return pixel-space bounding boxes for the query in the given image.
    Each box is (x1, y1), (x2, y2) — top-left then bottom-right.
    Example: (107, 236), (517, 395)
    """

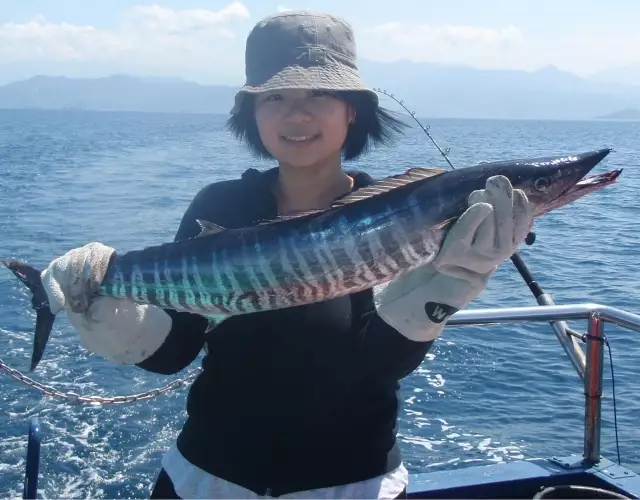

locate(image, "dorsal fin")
(331, 167), (445, 207)
(196, 219), (226, 237)
(253, 167), (445, 227)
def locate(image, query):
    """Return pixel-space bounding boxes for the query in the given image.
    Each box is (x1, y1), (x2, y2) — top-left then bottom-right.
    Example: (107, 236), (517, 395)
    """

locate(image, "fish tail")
(1, 258), (56, 371)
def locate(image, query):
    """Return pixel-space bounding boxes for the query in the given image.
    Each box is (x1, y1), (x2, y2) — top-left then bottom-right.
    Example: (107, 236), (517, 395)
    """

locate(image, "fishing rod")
(374, 88), (586, 380)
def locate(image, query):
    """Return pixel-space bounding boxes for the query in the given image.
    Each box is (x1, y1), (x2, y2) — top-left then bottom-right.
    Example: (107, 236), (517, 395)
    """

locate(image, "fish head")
(481, 148), (616, 216)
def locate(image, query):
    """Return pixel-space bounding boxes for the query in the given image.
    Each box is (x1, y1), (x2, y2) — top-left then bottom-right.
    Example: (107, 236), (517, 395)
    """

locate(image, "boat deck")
(408, 457), (638, 498)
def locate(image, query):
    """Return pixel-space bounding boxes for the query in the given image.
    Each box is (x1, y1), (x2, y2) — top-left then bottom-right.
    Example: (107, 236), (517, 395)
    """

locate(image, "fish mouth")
(573, 168), (623, 188)
(538, 166), (623, 215)
(563, 167), (623, 197)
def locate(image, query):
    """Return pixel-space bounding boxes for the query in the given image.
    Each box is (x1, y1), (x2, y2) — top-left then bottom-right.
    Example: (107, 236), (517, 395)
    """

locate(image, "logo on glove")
(424, 302), (458, 323)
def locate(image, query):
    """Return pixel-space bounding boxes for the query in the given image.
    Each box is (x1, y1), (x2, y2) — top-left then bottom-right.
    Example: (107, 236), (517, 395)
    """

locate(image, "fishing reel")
(525, 231), (536, 245)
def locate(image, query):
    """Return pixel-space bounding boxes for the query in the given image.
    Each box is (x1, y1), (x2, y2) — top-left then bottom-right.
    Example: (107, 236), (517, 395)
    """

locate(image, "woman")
(41, 10), (533, 499)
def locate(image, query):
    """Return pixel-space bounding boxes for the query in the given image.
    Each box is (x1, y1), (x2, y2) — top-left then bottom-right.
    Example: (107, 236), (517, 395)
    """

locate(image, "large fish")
(2, 148), (621, 371)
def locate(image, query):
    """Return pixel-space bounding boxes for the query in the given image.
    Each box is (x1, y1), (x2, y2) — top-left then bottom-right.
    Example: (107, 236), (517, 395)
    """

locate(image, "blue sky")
(0, 0), (638, 85)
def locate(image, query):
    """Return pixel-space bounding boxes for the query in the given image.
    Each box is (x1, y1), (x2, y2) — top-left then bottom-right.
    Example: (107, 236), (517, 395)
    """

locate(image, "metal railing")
(445, 303), (640, 465)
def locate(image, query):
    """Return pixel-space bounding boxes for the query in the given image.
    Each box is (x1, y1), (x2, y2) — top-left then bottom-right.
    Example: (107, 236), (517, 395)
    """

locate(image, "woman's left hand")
(374, 175), (533, 342)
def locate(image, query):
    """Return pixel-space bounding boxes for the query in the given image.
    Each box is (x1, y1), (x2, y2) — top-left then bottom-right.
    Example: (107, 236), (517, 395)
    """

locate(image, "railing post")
(583, 312), (605, 465)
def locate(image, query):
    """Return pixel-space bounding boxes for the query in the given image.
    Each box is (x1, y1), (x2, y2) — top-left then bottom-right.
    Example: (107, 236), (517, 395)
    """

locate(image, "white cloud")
(121, 3), (249, 37)
(363, 21), (524, 67)
(276, 6), (293, 12)
(0, 3), (250, 69)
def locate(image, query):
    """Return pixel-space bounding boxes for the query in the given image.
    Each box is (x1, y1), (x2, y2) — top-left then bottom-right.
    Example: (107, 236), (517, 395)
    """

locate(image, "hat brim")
(229, 63), (378, 114)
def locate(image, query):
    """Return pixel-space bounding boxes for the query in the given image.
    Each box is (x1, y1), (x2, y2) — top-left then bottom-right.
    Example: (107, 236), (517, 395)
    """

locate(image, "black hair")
(226, 90), (407, 161)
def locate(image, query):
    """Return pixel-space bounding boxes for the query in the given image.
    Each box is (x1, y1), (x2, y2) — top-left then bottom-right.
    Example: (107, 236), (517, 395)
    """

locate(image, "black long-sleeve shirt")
(136, 166), (434, 496)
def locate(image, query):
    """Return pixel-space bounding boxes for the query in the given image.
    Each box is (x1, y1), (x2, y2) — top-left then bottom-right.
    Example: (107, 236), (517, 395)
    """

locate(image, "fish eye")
(534, 177), (550, 191)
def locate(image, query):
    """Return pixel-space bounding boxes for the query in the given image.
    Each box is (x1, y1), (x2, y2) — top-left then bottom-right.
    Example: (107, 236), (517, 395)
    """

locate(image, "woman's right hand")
(40, 242), (173, 365)
(41, 242), (115, 315)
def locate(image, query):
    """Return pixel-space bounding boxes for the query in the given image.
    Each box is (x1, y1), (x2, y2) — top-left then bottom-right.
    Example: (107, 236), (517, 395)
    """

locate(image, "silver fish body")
(100, 148), (619, 317)
(1, 148), (621, 370)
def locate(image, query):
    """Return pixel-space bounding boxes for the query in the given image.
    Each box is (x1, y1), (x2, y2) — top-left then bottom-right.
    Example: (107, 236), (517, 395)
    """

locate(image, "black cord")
(604, 336), (621, 465)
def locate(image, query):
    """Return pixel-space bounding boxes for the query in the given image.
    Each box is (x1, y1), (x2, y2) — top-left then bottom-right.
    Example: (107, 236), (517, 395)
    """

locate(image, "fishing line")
(375, 87), (622, 465)
(374, 88), (455, 171)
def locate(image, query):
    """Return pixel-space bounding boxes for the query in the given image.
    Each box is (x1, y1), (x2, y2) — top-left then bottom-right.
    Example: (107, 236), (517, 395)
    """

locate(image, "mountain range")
(1, 60), (640, 120)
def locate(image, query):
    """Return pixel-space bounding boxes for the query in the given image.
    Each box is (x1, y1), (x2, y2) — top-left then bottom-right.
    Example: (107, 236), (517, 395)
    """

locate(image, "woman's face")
(254, 88), (354, 169)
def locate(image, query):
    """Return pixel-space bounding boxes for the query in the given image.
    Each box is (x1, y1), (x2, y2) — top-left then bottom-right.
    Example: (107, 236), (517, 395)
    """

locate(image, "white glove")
(41, 242), (172, 365)
(374, 175), (533, 342)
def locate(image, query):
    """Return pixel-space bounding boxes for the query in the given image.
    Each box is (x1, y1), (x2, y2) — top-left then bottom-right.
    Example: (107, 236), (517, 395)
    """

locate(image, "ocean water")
(0, 108), (638, 498)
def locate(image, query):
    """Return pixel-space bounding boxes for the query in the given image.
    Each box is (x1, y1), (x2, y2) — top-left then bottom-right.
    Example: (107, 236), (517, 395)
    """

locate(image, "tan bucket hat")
(230, 10), (378, 114)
